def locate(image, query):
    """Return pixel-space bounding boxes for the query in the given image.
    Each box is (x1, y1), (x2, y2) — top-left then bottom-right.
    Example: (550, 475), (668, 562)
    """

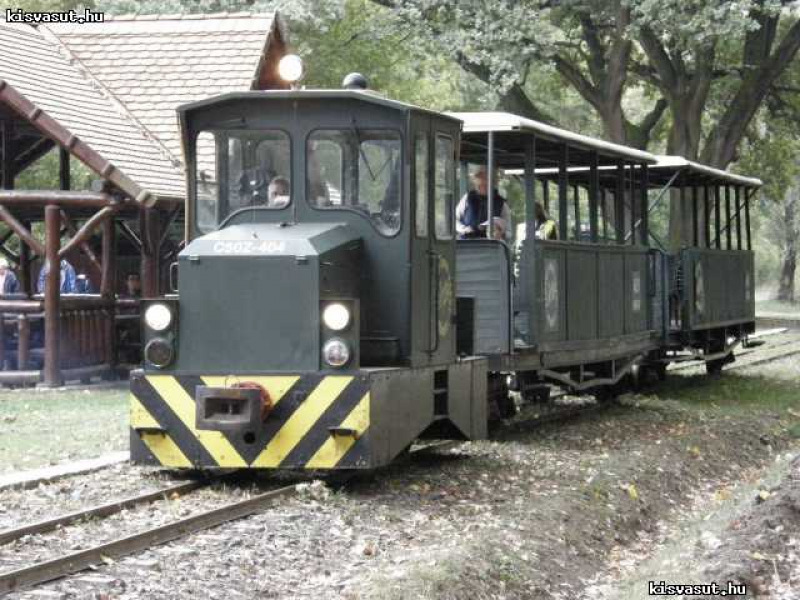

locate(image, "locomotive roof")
(178, 89), (462, 123)
(448, 111), (657, 165)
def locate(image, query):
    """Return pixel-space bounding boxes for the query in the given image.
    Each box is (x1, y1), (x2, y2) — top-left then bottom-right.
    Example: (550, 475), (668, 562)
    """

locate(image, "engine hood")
(182, 222), (361, 259)
(172, 222), (362, 373)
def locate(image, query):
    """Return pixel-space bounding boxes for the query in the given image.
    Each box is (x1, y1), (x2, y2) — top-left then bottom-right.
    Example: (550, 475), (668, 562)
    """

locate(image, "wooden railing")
(0, 296), (140, 385)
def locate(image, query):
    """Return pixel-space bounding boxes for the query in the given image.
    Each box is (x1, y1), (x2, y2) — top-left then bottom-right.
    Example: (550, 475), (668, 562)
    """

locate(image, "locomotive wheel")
(494, 393), (517, 419)
(706, 353), (733, 377)
(488, 374), (516, 420)
(628, 364), (643, 392)
(705, 359), (724, 377)
(592, 384), (620, 404)
(521, 385), (551, 404)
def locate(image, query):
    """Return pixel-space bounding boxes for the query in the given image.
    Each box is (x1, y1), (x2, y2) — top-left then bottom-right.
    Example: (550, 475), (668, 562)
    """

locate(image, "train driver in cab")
(267, 176), (290, 208)
(456, 167), (512, 242)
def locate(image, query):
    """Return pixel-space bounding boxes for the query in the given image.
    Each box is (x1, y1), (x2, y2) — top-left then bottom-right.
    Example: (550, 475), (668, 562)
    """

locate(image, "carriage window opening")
(434, 134), (454, 239)
(195, 132), (218, 234)
(195, 129), (291, 234)
(308, 130), (402, 236)
(415, 134), (429, 238)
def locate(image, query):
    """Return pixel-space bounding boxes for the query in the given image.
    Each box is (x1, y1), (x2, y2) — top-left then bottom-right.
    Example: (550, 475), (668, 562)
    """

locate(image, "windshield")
(195, 130), (291, 233)
(308, 129), (402, 236)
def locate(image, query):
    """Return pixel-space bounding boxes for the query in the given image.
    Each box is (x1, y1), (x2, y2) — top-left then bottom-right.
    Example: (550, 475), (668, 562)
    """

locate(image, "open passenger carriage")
(645, 158), (760, 374)
(450, 112), (660, 403)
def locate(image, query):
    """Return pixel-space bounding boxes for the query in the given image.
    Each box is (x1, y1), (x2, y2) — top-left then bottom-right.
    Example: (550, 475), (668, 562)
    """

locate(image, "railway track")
(0, 442), (449, 597)
(0, 478), (298, 596)
(669, 332), (800, 373)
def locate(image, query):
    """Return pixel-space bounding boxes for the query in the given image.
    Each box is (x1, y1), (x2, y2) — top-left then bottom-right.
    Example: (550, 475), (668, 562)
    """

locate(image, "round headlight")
(145, 303), (172, 332)
(322, 303), (351, 331)
(278, 54), (304, 84)
(322, 338), (350, 368)
(145, 338), (174, 368)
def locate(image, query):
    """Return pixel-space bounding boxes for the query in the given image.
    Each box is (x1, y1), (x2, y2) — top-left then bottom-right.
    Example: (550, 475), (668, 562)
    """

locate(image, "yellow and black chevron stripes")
(129, 373), (371, 470)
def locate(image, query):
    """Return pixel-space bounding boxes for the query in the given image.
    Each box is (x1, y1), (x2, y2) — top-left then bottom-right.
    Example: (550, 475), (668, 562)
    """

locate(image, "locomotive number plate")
(213, 240), (287, 255)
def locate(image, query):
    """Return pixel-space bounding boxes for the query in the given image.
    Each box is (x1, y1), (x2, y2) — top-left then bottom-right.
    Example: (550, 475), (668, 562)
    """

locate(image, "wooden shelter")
(0, 12), (288, 386)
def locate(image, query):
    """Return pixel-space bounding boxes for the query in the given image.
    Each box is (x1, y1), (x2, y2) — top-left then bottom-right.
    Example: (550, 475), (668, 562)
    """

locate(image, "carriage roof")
(520, 155), (762, 191)
(647, 156), (762, 188)
(448, 111), (657, 166)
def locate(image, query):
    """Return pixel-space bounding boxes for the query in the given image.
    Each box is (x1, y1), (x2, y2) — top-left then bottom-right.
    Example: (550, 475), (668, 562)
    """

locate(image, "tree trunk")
(777, 192), (798, 302)
(666, 105), (704, 250)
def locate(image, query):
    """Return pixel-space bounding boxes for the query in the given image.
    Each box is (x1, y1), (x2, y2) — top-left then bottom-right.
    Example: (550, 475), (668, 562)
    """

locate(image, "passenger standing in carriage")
(455, 167), (512, 242)
(534, 202), (558, 240)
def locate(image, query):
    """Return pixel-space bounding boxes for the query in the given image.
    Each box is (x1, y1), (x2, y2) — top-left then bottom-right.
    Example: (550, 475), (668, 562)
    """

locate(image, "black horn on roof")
(342, 72), (368, 90)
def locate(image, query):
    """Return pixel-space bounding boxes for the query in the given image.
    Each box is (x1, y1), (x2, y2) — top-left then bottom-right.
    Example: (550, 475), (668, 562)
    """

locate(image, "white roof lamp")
(278, 54), (305, 89)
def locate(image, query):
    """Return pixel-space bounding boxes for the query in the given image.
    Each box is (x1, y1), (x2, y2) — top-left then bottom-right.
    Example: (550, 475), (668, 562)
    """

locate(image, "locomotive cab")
(129, 90), (488, 471)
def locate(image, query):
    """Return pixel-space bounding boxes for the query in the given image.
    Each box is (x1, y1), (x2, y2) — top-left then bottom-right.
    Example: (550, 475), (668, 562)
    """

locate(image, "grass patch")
(0, 386), (128, 474)
(665, 373), (799, 413)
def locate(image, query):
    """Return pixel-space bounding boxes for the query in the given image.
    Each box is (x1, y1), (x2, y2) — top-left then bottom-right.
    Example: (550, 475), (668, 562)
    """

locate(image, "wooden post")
(629, 162), (637, 245)
(59, 147), (70, 191)
(639, 164), (649, 247)
(724, 185), (732, 250)
(601, 189), (608, 242)
(1, 121), (14, 191)
(43, 205), (62, 387)
(101, 217), (116, 297)
(588, 151), (599, 243)
(745, 188), (752, 251)
(704, 187), (711, 249)
(615, 160), (625, 244)
(0, 314), (5, 370)
(558, 144), (568, 241)
(486, 131), (495, 241)
(17, 314), (29, 372)
(524, 135), (536, 244)
(714, 185), (722, 249)
(735, 186), (742, 250)
(101, 217), (116, 370)
(542, 179), (549, 212)
(692, 185), (699, 247)
(572, 185), (580, 240)
(140, 208), (160, 297)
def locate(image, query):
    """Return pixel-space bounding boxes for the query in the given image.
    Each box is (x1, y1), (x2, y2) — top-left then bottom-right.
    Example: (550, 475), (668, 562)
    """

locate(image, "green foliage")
(289, 0), (480, 111)
(14, 147), (94, 191)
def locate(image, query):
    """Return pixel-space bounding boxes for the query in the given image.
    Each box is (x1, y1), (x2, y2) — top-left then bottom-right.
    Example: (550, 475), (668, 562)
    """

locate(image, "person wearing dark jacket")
(455, 167), (512, 241)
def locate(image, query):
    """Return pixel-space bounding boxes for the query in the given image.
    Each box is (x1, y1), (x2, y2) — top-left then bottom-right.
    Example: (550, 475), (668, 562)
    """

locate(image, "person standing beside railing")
(0, 258), (20, 295)
(36, 259), (76, 294)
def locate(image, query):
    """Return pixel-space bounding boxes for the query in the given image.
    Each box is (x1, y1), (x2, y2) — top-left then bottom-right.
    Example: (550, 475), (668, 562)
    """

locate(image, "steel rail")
(0, 479), (205, 546)
(0, 483), (298, 595)
(669, 335), (800, 372)
(726, 342), (800, 372)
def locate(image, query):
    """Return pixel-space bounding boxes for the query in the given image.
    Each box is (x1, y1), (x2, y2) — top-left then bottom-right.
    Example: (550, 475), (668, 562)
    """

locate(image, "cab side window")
(195, 131), (218, 234)
(434, 134), (455, 239)
(415, 133), (429, 238)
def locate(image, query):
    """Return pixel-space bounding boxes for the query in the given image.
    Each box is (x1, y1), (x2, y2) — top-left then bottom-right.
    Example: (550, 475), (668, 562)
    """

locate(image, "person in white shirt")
(455, 167), (512, 242)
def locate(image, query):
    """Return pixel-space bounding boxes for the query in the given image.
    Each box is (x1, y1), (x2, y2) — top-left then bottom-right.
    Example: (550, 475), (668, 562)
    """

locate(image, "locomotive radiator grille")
(129, 373), (372, 470)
